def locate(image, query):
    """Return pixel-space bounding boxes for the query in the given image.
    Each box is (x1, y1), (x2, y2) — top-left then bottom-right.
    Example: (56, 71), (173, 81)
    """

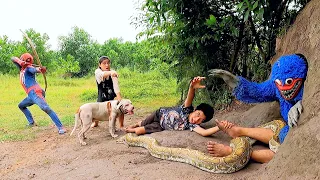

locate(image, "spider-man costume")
(11, 53), (65, 134)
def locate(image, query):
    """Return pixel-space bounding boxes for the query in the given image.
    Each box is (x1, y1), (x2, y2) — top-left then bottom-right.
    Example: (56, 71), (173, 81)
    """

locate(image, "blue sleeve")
(26, 67), (37, 74)
(233, 76), (277, 103)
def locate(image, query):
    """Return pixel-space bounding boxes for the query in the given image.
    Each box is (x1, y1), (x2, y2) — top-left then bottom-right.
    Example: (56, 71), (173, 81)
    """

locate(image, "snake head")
(116, 134), (130, 147)
(116, 135), (126, 143)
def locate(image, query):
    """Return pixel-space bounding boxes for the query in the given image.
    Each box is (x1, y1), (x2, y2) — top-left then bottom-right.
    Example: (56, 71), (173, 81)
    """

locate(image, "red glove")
(12, 57), (27, 67)
(39, 66), (47, 73)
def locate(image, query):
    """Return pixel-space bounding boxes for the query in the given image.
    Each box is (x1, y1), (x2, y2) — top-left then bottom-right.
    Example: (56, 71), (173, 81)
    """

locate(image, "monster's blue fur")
(233, 54), (308, 143)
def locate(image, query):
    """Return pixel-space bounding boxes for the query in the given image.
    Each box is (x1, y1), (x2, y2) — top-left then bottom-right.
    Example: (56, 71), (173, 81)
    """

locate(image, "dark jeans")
(141, 110), (163, 133)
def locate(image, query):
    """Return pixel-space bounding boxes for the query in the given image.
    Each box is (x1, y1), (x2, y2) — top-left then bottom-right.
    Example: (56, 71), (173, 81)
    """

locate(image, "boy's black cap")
(195, 103), (214, 123)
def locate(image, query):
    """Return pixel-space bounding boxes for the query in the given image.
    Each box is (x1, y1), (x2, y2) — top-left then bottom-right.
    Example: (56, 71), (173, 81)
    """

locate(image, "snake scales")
(117, 120), (285, 173)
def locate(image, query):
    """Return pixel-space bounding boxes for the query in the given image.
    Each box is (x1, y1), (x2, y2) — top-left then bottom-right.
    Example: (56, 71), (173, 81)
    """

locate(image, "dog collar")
(119, 105), (126, 114)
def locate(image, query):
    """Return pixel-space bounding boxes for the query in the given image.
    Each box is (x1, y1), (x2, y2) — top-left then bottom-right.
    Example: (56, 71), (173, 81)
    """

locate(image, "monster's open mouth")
(280, 81), (301, 99)
(275, 78), (303, 100)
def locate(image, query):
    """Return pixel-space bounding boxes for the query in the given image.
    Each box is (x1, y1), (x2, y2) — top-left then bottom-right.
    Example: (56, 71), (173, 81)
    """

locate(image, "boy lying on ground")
(125, 76), (232, 136)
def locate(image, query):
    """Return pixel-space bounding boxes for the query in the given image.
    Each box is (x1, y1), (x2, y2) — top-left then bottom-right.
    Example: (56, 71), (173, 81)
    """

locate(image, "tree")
(134, 0), (310, 105)
(0, 29), (53, 75)
(58, 26), (100, 77)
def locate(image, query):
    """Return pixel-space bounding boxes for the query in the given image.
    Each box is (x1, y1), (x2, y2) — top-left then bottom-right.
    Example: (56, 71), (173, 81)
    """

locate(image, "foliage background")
(0, 0), (310, 108)
(0, 71), (178, 141)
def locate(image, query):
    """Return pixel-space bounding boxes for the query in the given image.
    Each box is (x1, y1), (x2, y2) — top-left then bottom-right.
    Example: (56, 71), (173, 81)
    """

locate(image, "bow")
(20, 29), (48, 91)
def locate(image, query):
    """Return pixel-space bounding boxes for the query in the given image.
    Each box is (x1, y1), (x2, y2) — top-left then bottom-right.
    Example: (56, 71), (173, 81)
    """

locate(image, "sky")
(0, 0), (142, 50)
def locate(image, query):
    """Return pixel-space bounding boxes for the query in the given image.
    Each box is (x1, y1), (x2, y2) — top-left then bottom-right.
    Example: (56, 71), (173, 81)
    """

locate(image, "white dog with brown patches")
(70, 99), (134, 145)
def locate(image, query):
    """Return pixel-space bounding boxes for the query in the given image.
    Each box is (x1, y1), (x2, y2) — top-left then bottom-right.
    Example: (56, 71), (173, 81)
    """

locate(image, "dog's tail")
(70, 108), (81, 136)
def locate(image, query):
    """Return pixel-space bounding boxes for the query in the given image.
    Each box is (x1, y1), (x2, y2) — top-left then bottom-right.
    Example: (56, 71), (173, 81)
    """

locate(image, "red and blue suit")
(11, 54), (65, 133)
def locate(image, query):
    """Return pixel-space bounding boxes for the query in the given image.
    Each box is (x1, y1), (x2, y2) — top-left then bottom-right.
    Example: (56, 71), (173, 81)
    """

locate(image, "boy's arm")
(184, 83), (195, 107)
(184, 76), (206, 107)
(193, 120), (234, 136)
(193, 126), (220, 136)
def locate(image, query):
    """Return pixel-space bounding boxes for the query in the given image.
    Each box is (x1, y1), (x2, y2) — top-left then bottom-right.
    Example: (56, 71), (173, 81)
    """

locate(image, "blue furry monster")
(209, 54), (308, 143)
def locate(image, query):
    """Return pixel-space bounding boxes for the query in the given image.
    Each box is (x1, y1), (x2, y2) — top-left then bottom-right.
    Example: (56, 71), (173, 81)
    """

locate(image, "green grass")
(0, 70), (179, 141)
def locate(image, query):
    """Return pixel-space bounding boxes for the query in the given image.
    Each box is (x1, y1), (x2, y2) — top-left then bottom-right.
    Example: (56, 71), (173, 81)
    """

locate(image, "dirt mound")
(250, 0), (320, 178)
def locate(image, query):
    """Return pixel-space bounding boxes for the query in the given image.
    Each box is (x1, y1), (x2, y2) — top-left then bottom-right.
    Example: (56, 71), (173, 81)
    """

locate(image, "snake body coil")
(118, 120), (285, 173)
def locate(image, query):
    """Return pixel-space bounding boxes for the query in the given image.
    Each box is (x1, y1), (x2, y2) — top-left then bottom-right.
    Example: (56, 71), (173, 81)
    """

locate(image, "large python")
(117, 120), (285, 173)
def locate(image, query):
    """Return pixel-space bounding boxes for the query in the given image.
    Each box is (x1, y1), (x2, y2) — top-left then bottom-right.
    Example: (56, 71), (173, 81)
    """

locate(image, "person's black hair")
(99, 56), (111, 64)
(195, 103), (214, 123)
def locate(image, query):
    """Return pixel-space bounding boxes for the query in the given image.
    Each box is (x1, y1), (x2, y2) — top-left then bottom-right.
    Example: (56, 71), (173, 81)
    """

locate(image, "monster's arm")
(233, 76), (277, 103)
(209, 69), (277, 103)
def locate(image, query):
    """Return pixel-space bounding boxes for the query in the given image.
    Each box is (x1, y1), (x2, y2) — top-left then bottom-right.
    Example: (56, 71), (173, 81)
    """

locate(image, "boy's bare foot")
(207, 141), (233, 157)
(215, 120), (241, 138)
(124, 127), (136, 133)
(91, 121), (99, 128)
(127, 124), (137, 129)
(127, 121), (141, 129)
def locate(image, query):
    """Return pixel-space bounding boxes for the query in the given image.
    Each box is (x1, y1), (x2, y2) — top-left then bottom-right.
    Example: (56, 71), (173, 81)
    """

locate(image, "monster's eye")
(285, 78), (293, 85)
(275, 79), (282, 86)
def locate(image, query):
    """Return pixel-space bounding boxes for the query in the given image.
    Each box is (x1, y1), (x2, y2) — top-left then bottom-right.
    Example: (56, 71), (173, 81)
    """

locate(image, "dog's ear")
(127, 99), (132, 104)
(107, 101), (112, 113)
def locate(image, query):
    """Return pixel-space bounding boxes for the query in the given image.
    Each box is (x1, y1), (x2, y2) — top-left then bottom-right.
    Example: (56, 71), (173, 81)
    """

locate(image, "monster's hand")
(208, 69), (239, 89)
(288, 100), (303, 127)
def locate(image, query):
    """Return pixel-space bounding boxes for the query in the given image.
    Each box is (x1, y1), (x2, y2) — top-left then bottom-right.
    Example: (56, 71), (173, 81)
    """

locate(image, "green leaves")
(0, 29), (52, 75)
(206, 15), (217, 26)
(231, 26), (239, 37)
(58, 27), (98, 77)
(236, 0), (263, 21)
(236, 0), (264, 21)
(244, 10), (250, 21)
(252, 1), (259, 10)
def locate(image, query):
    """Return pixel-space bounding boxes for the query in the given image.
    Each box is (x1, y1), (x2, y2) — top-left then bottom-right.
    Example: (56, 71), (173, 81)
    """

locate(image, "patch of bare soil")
(0, 102), (277, 180)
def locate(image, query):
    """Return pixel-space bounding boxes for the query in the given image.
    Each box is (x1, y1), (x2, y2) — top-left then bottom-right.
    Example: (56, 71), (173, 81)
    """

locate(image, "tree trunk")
(249, 16), (266, 62)
(229, 21), (244, 73)
(242, 34), (249, 78)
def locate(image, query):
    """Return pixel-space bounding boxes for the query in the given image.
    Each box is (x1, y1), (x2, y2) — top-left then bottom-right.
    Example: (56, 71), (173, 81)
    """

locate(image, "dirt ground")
(0, 102), (279, 180)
